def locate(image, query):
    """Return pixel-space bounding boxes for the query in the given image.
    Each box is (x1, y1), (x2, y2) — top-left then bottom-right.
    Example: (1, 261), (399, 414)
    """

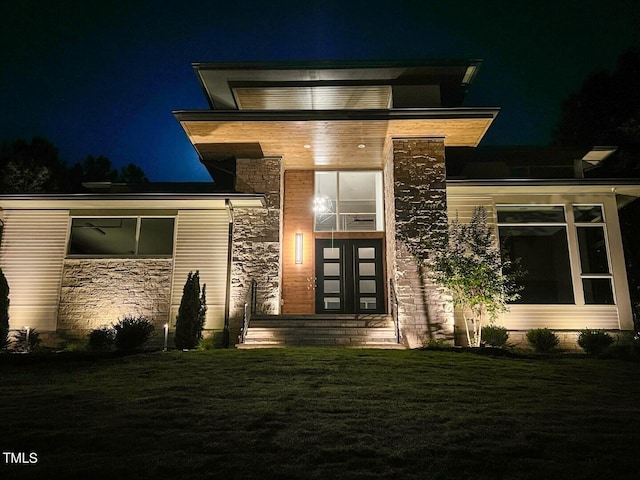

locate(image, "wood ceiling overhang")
(175, 108), (499, 169)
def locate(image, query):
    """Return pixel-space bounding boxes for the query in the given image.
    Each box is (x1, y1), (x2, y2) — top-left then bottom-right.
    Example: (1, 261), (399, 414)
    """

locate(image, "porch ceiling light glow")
(358, 144), (366, 148)
(295, 233), (303, 264)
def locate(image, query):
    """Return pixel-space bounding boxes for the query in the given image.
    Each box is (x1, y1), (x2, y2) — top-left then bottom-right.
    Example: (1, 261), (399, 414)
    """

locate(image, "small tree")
(0, 268), (9, 349)
(175, 271), (207, 349)
(430, 206), (521, 347)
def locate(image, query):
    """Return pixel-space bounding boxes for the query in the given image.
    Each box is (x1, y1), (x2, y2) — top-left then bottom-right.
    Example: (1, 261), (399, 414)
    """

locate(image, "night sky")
(2, 0), (639, 182)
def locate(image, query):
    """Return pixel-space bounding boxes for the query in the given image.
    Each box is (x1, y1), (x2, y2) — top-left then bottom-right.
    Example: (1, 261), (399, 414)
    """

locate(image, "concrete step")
(237, 313), (402, 349)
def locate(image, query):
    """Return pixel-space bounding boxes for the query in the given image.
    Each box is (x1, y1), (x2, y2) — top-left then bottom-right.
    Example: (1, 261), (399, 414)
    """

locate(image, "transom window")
(314, 171), (383, 232)
(68, 217), (175, 257)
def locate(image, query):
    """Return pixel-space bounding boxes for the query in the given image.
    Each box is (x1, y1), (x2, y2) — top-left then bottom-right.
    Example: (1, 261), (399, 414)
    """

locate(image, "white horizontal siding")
(455, 305), (620, 332)
(0, 210), (69, 331)
(171, 210), (229, 330)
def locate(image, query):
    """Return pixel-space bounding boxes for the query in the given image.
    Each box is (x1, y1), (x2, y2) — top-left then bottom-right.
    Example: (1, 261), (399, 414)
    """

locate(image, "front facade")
(1, 60), (637, 348)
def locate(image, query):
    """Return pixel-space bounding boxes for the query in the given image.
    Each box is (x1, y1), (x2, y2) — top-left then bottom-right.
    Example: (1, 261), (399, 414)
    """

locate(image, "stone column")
(229, 157), (282, 340)
(387, 138), (454, 348)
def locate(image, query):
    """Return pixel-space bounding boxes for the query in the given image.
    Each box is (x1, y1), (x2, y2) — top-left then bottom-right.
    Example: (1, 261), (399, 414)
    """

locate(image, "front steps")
(237, 314), (404, 349)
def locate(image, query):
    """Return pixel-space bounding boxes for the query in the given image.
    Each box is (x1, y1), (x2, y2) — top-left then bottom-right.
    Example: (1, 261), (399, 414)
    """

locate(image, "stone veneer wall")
(230, 157), (282, 339)
(388, 138), (454, 348)
(58, 258), (173, 334)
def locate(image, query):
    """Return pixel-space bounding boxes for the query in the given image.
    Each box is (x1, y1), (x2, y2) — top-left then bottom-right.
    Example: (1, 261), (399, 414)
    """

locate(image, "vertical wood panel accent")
(282, 170), (315, 313)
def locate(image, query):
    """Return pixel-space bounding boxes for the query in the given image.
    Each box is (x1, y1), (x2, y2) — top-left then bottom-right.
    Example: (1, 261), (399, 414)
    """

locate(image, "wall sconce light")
(295, 233), (303, 264)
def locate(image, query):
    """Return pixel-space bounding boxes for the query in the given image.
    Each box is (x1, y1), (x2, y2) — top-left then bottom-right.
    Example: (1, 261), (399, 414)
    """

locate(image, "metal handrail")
(389, 278), (401, 344)
(239, 279), (257, 344)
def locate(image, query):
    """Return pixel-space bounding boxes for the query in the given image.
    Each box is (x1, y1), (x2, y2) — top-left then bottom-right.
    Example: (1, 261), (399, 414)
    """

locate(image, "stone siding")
(58, 258), (173, 334)
(388, 138), (454, 347)
(230, 157), (282, 340)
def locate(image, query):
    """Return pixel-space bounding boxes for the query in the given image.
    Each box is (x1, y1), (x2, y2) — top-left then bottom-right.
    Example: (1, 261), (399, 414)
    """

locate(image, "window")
(314, 171), (383, 232)
(498, 206), (574, 304)
(68, 217), (175, 256)
(497, 204), (615, 306)
(574, 205), (614, 304)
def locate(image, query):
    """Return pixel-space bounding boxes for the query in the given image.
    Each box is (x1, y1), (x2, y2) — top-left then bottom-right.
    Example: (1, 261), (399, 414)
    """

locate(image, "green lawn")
(1, 348), (639, 479)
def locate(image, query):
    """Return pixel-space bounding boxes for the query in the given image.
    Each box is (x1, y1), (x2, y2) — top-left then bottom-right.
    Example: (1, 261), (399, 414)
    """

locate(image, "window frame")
(571, 204), (615, 305)
(67, 216), (176, 258)
(314, 170), (384, 232)
(496, 203), (616, 306)
(496, 204), (575, 305)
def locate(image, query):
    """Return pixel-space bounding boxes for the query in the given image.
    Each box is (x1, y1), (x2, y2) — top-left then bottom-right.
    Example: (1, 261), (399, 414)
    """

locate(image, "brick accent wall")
(388, 138), (454, 347)
(230, 157), (282, 339)
(58, 258), (173, 334)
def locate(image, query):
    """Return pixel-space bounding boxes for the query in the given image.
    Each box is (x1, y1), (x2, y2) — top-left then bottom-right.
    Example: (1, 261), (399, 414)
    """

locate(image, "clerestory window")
(68, 217), (175, 257)
(314, 171), (384, 232)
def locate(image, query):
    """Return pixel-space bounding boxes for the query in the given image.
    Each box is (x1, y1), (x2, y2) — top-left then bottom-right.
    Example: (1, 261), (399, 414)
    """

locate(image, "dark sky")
(2, 0), (639, 181)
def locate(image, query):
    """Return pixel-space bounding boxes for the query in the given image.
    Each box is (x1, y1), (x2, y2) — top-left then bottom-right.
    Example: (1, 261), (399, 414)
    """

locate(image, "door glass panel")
(324, 247), (340, 259)
(324, 280), (340, 293)
(360, 297), (377, 309)
(324, 298), (340, 309)
(359, 279), (376, 294)
(359, 262), (375, 276)
(358, 247), (375, 259)
(324, 263), (340, 276)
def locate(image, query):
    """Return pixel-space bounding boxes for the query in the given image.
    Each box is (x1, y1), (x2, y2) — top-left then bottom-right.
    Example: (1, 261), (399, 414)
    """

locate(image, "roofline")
(447, 178), (640, 187)
(173, 107), (500, 122)
(192, 58), (483, 71)
(0, 192), (266, 202)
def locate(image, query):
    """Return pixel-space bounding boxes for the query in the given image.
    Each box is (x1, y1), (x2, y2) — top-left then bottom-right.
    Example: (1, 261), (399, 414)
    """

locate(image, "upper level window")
(497, 206), (574, 304)
(68, 217), (175, 257)
(314, 171), (383, 232)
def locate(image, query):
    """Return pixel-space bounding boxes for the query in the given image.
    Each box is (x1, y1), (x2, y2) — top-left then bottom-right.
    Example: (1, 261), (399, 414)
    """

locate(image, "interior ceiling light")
(358, 144), (366, 149)
(303, 144), (311, 149)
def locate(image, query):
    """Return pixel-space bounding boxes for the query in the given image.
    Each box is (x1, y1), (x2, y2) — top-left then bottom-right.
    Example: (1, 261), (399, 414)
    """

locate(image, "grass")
(1, 348), (640, 479)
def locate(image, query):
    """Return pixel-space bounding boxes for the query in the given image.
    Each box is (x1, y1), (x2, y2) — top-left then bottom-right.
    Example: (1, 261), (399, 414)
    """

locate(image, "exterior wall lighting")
(163, 323), (169, 351)
(295, 233), (303, 264)
(24, 326), (30, 352)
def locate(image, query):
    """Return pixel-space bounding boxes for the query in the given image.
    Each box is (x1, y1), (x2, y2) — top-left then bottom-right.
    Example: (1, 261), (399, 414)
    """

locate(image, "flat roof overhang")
(174, 108), (499, 169)
(446, 179), (640, 208)
(0, 193), (266, 210)
(193, 59), (482, 109)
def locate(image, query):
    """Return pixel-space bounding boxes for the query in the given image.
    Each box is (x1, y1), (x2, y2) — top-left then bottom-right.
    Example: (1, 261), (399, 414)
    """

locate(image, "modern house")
(1, 60), (638, 348)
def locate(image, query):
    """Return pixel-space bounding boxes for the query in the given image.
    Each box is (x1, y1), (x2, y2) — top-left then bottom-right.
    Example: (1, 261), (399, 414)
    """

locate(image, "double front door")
(315, 239), (384, 314)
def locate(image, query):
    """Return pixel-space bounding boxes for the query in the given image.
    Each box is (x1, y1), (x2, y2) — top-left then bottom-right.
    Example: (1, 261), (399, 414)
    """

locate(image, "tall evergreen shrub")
(175, 271), (207, 349)
(0, 268), (9, 349)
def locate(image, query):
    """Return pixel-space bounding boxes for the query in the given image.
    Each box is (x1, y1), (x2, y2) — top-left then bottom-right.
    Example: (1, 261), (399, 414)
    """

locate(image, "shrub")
(88, 326), (115, 350)
(482, 325), (510, 347)
(0, 268), (9, 349)
(526, 328), (559, 353)
(12, 328), (41, 353)
(113, 316), (155, 351)
(577, 328), (614, 355)
(198, 335), (218, 350)
(175, 271), (207, 349)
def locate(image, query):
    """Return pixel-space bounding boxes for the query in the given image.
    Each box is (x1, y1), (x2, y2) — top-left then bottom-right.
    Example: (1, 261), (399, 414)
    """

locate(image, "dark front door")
(315, 239), (384, 314)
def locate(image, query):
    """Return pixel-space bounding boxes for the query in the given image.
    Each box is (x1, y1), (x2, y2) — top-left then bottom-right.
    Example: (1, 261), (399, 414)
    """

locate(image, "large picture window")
(68, 217), (175, 256)
(498, 206), (574, 304)
(497, 204), (615, 305)
(314, 171), (383, 232)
